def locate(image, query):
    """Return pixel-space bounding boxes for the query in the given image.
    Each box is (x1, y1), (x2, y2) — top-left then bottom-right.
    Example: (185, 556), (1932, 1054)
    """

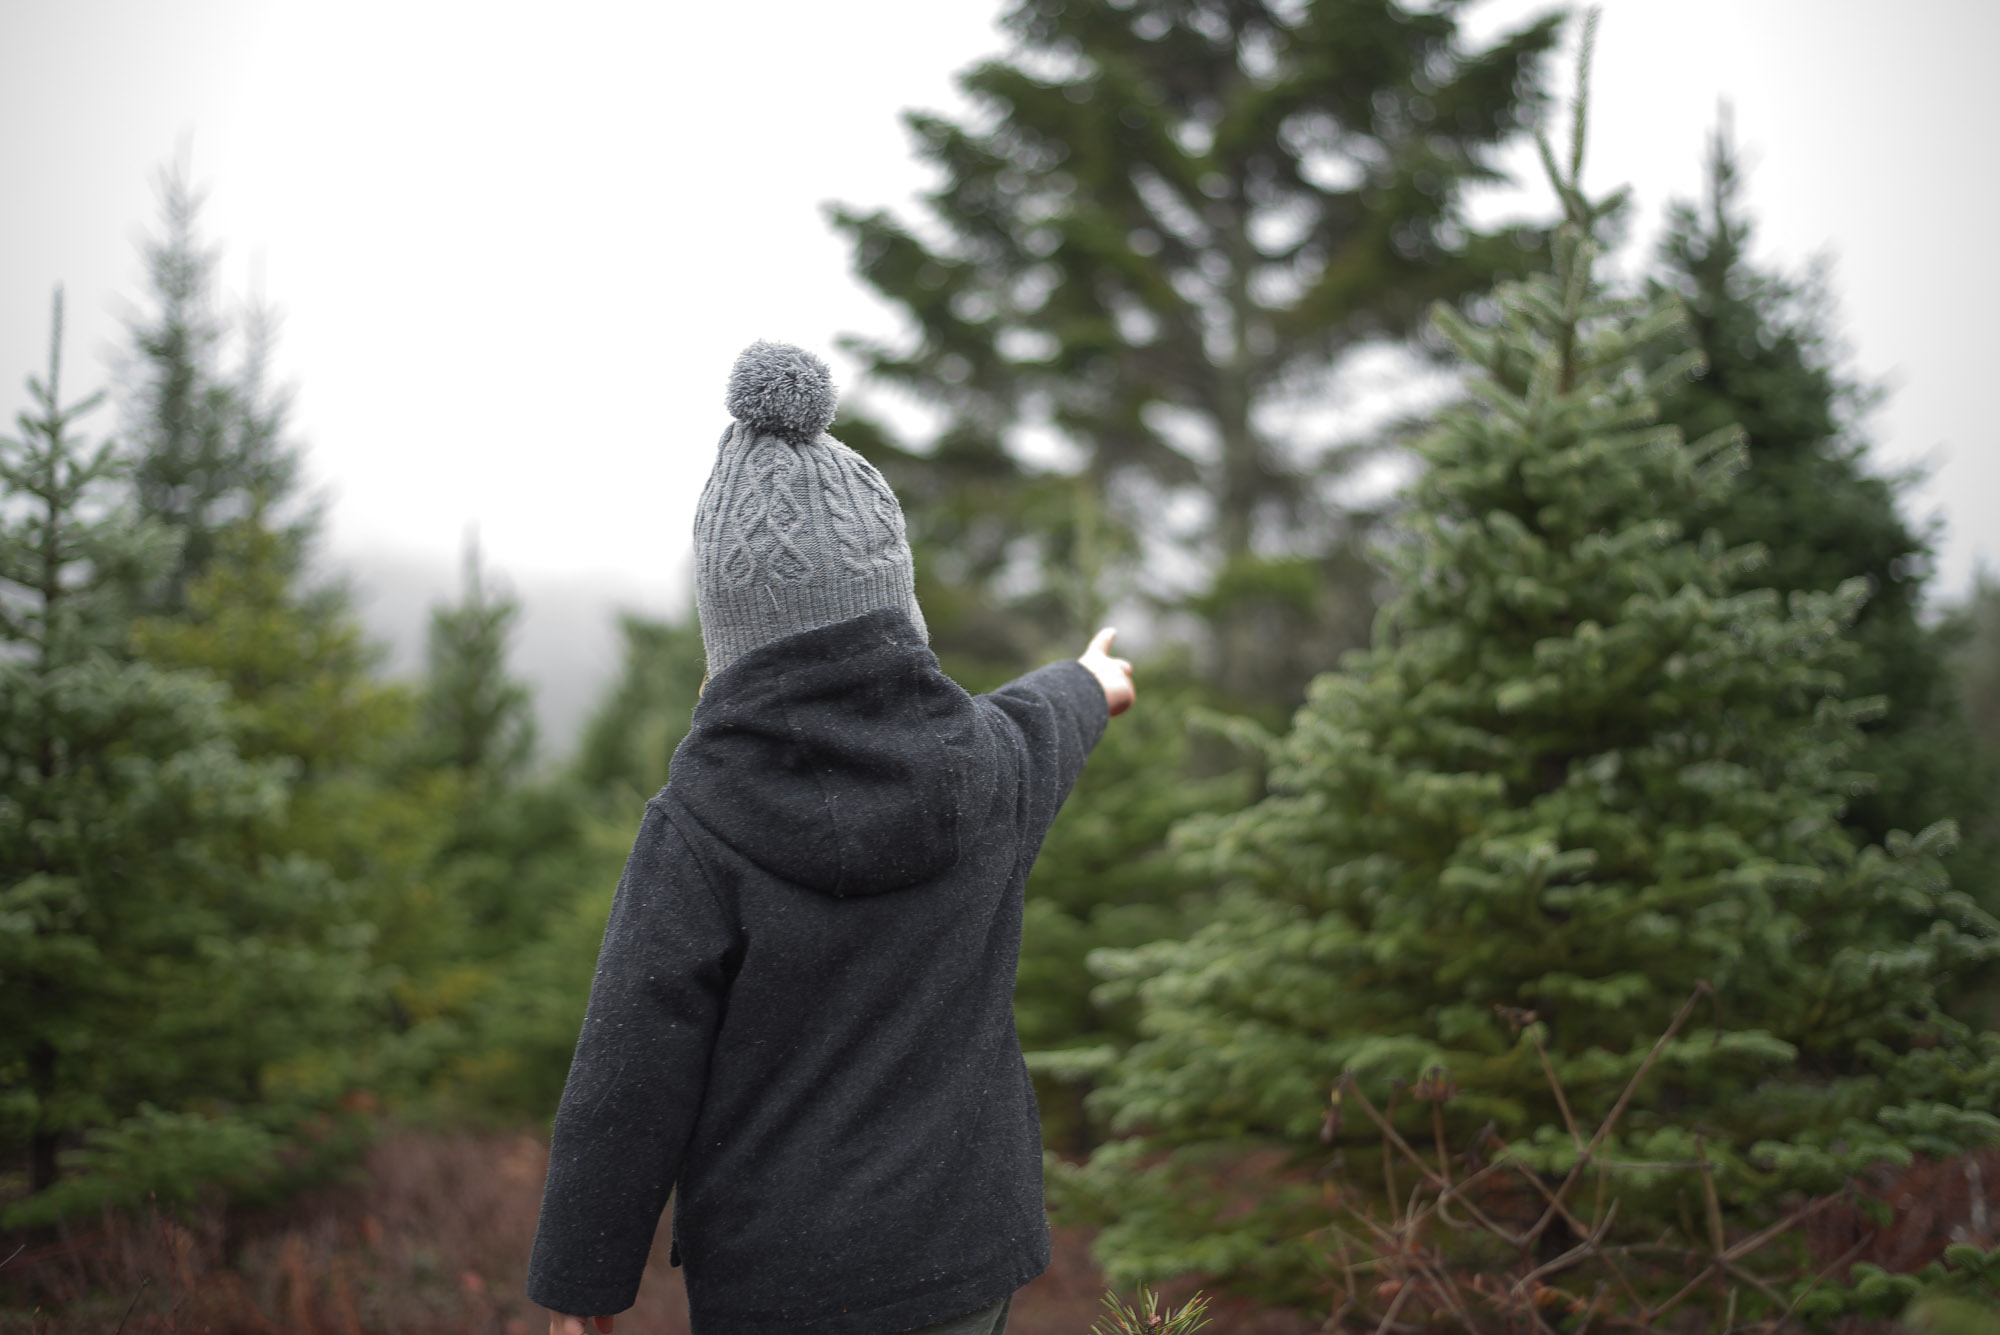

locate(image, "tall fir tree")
(121, 162), (313, 613)
(0, 293), (371, 1223)
(830, 0), (1562, 710)
(1049, 55), (2000, 1320)
(1648, 122), (1998, 920)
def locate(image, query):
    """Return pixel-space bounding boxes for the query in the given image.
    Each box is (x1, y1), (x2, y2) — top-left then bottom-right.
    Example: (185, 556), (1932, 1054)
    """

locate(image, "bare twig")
(1769, 1234), (1871, 1329)
(1339, 1075), (1525, 1243)
(1431, 1098), (1453, 1189)
(1513, 1198), (1620, 1293)
(1533, 1031), (1585, 1155)
(1573, 1281), (1610, 1335)
(1527, 983), (1713, 1245)
(1482, 1127), (1653, 1314)
(1381, 1085), (1400, 1223)
(1697, 1135), (1726, 1257)
(1310, 982), (1917, 1333)
(1717, 1257), (1787, 1313)
(111, 1274), (153, 1335)
(1371, 1271), (1415, 1335)
(1650, 1259), (1721, 1324)
(1722, 1194), (1841, 1263)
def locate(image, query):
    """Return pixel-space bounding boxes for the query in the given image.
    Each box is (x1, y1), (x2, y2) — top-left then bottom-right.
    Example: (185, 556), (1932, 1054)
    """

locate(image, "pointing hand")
(1079, 627), (1136, 718)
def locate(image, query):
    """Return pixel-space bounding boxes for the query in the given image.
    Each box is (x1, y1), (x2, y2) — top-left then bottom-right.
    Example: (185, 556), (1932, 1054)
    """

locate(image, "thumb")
(1086, 626), (1117, 657)
(593, 1319), (615, 1334)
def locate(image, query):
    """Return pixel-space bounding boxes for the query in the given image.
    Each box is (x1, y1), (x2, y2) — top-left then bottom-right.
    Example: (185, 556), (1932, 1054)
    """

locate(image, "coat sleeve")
(525, 799), (737, 1317)
(973, 658), (1110, 839)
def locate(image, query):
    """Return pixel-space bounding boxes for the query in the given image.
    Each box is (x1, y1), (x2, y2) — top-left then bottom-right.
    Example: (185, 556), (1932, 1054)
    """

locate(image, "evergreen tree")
(1049, 66), (2000, 1319)
(121, 163), (313, 613)
(124, 430), (499, 1080)
(0, 293), (367, 1221)
(1018, 660), (1254, 1157)
(1950, 573), (2000, 788)
(570, 605), (708, 801)
(1649, 123), (1998, 916)
(417, 532), (535, 782)
(423, 802), (649, 1126)
(134, 510), (410, 778)
(393, 533), (586, 984)
(430, 608), (708, 1122)
(830, 0), (1563, 709)
(1943, 572), (2000, 1003)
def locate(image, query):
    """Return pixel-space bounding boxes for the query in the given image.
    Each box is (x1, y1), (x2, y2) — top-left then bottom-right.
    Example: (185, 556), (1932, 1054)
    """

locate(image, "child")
(527, 342), (1135, 1335)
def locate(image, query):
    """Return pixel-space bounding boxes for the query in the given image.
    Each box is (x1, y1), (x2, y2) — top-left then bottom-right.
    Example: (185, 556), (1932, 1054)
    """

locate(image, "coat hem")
(691, 1242), (1048, 1335)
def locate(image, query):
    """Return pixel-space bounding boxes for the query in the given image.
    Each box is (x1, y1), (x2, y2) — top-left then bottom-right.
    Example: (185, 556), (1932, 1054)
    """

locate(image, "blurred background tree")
(416, 532), (537, 783)
(828, 0), (1580, 1158)
(371, 536), (623, 1127)
(828, 0), (1564, 714)
(121, 163), (318, 614)
(569, 604), (709, 803)
(1647, 121), (2000, 933)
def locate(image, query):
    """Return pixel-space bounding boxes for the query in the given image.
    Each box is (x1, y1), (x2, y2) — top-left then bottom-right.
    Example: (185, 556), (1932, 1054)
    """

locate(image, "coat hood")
(667, 608), (988, 897)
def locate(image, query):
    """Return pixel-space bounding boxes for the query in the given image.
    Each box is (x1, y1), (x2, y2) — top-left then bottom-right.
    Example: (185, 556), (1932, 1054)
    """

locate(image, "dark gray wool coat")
(524, 606), (1108, 1333)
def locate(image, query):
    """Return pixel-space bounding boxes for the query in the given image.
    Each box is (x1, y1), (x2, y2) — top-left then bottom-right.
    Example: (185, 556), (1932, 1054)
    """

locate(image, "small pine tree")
(1052, 44), (2000, 1319)
(417, 532), (535, 782)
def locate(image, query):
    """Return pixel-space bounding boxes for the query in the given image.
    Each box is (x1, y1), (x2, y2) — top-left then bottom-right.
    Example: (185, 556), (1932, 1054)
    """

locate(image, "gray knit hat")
(692, 341), (928, 678)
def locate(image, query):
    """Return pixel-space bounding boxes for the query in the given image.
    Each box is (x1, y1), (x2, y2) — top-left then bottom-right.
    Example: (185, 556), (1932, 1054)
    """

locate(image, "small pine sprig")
(1088, 1285), (1214, 1335)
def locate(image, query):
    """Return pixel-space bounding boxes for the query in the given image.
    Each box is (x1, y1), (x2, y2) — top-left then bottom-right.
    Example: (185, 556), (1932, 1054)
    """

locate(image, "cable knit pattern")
(694, 344), (927, 678)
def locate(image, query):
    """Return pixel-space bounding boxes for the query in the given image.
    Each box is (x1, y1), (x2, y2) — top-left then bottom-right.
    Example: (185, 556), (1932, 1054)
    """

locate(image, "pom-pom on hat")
(724, 341), (839, 443)
(692, 341), (928, 679)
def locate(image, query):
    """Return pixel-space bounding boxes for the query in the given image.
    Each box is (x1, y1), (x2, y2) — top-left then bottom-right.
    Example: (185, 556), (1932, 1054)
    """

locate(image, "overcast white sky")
(3, 0), (1996, 743)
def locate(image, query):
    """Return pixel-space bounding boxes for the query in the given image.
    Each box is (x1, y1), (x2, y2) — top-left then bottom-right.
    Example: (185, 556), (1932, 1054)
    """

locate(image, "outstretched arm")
(974, 626), (1136, 837)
